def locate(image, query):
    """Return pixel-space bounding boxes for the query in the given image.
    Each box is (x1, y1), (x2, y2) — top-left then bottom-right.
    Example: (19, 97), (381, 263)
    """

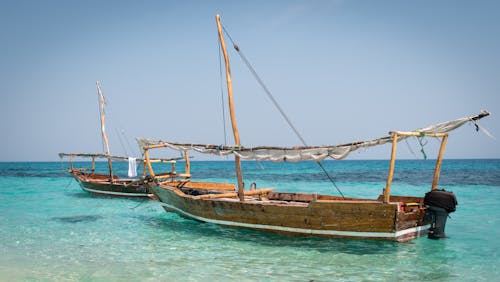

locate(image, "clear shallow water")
(0, 160), (499, 281)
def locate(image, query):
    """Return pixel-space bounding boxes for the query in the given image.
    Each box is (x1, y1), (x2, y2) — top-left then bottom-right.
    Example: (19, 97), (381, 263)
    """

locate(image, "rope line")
(221, 24), (345, 198)
(96, 83), (141, 158)
(122, 129), (139, 157)
(130, 198), (148, 210)
(63, 178), (74, 191)
(417, 136), (428, 160)
(221, 26), (307, 146)
(404, 138), (418, 159)
(115, 128), (129, 157)
(317, 162), (345, 198)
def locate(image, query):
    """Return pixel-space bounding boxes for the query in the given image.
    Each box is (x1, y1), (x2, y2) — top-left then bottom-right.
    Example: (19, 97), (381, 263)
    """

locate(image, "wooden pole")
(171, 162), (176, 182)
(391, 131), (448, 138)
(91, 157), (95, 175)
(432, 134), (448, 190)
(184, 150), (190, 177)
(69, 154), (73, 170)
(144, 149), (155, 178)
(216, 14), (245, 201)
(96, 81), (114, 182)
(384, 133), (398, 203)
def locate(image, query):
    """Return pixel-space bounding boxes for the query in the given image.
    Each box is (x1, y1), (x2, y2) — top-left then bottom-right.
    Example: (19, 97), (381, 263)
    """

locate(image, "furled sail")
(58, 152), (180, 163)
(138, 111), (490, 162)
(58, 153), (135, 161)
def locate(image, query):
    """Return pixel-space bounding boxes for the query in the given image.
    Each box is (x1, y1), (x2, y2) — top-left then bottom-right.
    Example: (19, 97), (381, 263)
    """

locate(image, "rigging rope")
(221, 25), (345, 198)
(105, 97), (132, 157)
(122, 129), (139, 157)
(417, 136), (428, 160)
(115, 128), (129, 157)
(63, 178), (74, 192)
(130, 198), (148, 210)
(404, 138), (418, 159)
(97, 83), (139, 158)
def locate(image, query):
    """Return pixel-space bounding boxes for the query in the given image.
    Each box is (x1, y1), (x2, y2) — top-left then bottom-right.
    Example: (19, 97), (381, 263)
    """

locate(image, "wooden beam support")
(431, 134), (448, 190)
(106, 157), (114, 183)
(389, 131), (448, 138)
(171, 162), (176, 182)
(184, 150), (190, 177)
(143, 143), (169, 150)
(144, 149), (155, 178)
(384, 133), (398, 203)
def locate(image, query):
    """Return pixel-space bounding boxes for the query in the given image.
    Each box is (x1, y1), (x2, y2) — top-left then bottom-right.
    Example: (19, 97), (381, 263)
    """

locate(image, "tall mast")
(96, 81), (114, 181)
(216, 14), (244, 201)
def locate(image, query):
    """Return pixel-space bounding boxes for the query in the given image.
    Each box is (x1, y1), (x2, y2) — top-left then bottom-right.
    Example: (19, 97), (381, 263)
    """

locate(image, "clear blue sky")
(1, 0), (498, 161)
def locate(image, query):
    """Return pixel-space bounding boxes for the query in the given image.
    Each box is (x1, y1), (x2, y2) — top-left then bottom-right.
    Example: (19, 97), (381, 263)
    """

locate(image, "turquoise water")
(1, 160), (499, 281)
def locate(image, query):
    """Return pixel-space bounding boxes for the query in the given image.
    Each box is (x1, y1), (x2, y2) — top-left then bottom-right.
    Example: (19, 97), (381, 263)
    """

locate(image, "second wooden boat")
(59, 82), (177, 198)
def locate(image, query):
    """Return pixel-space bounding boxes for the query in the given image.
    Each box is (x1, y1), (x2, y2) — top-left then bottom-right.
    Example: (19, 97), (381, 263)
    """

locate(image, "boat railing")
(143, 144), (191, 184)
(59, 152), (180, 181)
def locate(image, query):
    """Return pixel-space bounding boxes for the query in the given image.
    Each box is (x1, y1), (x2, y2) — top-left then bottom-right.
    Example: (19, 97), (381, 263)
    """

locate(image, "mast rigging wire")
(221, 24), (345, 198)
(115, 128), (129, 157)
(102, 94), (132, 157)
(96, 82), (140, 158)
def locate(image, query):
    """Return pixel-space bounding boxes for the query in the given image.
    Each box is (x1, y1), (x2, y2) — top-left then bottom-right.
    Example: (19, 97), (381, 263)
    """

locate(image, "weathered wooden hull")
(70, 171), (152, 198)
(148, 183), (430, 242)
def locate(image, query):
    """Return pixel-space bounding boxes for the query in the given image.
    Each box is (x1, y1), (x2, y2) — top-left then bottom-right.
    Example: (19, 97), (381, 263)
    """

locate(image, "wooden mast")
(96, 81), (114, 182)
(216, 14), (245, 201)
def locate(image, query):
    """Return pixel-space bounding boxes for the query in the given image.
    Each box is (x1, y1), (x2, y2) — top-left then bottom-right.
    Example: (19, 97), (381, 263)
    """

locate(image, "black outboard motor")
(424, 189), (458, 239)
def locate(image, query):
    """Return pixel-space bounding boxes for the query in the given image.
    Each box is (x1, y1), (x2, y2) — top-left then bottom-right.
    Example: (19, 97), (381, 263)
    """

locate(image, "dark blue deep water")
(1, 159), (499, 281)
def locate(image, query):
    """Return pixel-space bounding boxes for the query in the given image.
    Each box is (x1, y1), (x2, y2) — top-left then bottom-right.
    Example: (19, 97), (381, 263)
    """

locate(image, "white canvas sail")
(138, 111), (490, 162)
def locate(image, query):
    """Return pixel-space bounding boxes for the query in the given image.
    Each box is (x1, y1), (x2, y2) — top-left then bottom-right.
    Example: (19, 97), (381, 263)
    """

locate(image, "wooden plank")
(182, 181), (236, 190)
(195, 188), (274, 199)
(396, 209), (427, 230)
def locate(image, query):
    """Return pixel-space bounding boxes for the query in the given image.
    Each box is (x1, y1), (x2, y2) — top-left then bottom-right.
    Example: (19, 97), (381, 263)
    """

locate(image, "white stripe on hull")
(81, 186), (152, 197)
(160, 202), (430, 239)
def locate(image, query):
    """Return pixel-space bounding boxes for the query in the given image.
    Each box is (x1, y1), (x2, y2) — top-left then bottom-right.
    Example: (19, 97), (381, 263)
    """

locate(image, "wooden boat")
(139, 15), (490, 241)
(59, 82), (177, 198)
(59, 152), (177, 198)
